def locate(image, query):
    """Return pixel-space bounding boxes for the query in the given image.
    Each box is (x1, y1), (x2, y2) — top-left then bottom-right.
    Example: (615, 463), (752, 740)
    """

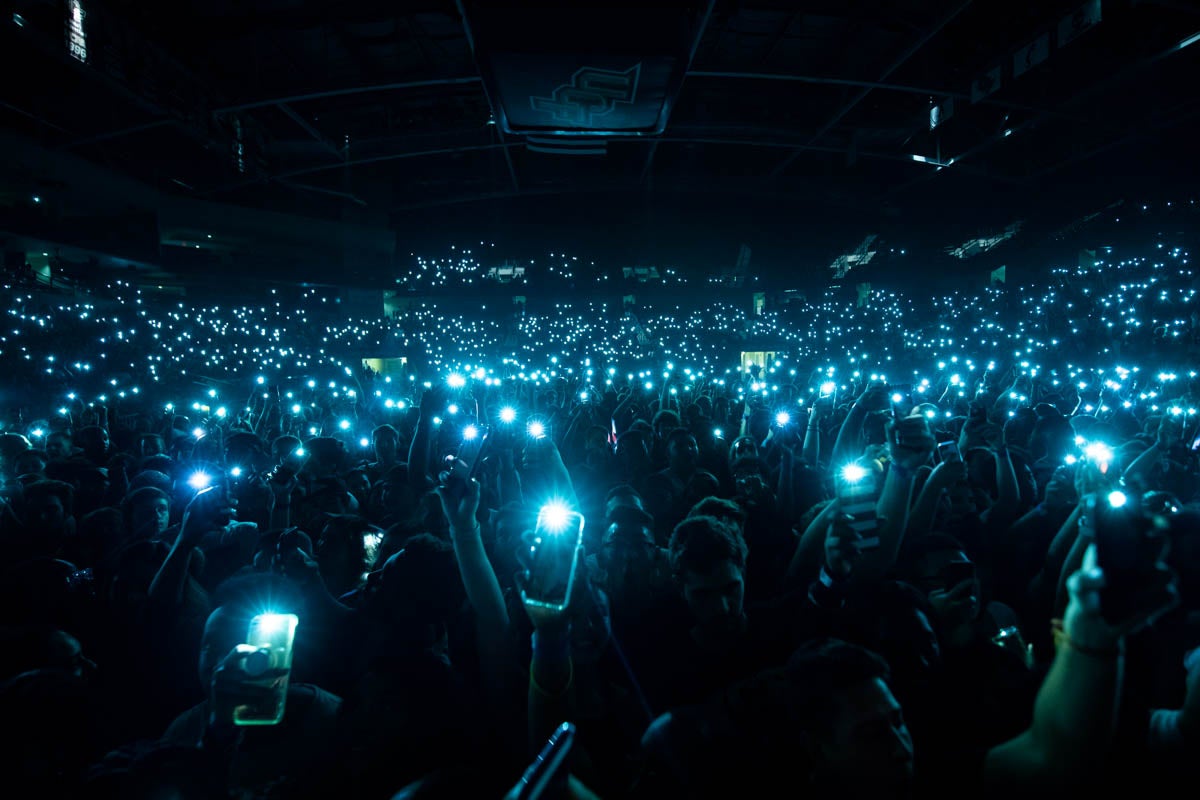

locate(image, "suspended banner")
(457, 0), (714, 136)
(990, 266), (1007, 285)
(1013, 32), (1050, 78)
(1058, 0), (1102, 48)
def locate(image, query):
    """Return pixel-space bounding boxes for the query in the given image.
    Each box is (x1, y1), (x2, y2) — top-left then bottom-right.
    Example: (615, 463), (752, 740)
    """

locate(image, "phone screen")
(937, 440), (961, 463)
(235, 613), (299, 726)
(522, 507), (585, 612)
(1088, 494), (1165, 624)
(836, 467), (880, 547)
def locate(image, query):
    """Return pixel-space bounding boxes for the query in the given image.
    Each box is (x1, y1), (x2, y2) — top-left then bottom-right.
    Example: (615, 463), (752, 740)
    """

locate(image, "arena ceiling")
(2, 0), (1199, 280)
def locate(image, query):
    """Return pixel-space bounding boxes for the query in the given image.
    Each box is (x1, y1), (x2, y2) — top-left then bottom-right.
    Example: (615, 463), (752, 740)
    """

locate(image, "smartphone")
(505, 722), (577, 800)
(835, 465), (880, 549)
(234, 612), (299, 726)
(1088, 493), (1167, 625)
(937, 440), (961, 464)
(889, 384), (914, 420)
(521, 506), (585, 612)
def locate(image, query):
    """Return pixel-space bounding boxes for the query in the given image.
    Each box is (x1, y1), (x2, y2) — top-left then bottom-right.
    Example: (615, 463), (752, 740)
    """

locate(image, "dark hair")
(139, 455), (173, 476)
(669, 516), (748, 578)
(372, 424), (399, 440)
(24, 480), (75, 518)
(653, 410), (682, 430)
(376, 534), (465, 625)
(688, 496), (746, 525)
(605, 484), (642, 504)
(667, 428), (696, 448)
(783, 639), (893, 735)
(211, 571), (303, 619)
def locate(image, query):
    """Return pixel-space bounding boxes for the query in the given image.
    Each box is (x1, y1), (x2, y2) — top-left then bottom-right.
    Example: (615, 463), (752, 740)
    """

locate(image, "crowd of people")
(0, 230), (1198, 798)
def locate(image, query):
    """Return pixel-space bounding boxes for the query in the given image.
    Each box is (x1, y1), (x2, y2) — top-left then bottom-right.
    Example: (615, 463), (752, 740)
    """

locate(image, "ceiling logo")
(530, 65), (641, 127)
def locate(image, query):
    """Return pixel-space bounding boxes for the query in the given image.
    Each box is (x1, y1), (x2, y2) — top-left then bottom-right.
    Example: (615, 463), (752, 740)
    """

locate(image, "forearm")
(874, 467), (914, 558)
(907, 478), (947, 538)
(408, 419), (434, 483)
(785, 501), (839, 585)
(831, 406), (868, 465)
(269, 500), (291, 531)
(1123, 442), (1161, 483)
(148, 541), (194, 607)
(451, 525), (511, 638)
(528, 630), (575, 750)
(986, 641), (1121, 786)
(801, 425), (820, 466)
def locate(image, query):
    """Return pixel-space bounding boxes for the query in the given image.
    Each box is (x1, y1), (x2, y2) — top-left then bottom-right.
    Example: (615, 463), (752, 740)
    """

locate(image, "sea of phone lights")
(1, 224), (1197, 456)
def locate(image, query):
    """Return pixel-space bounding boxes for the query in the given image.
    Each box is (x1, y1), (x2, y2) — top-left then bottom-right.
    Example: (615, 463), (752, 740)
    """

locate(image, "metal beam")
(688, 70), (969, 99)
(277, 104), (343, 160)
(205, 142), (520, 195)
(766, 0), (974, 179)
(59, 119), (174, 149)
(213, 76), (482, 114)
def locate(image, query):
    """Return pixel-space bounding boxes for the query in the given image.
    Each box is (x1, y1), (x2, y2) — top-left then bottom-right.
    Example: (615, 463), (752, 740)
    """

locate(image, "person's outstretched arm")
(985, 545), (1177, 788)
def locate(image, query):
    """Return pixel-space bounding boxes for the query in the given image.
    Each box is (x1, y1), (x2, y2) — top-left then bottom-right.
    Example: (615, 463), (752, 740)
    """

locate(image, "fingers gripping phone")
(937, 440), (961, 464)
(1087, 492), (1168, 625)
(522, 506), (585, 612)
(234, 612), (299, 726)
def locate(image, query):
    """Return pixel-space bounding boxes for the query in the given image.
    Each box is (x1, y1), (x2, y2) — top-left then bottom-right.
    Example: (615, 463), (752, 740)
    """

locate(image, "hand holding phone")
(226, 613), (299, 727)
(521, 505), (585, 615)
(1086, 492), (1170, 625)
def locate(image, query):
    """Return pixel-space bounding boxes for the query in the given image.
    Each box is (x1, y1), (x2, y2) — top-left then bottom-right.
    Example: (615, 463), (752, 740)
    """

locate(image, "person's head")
(130, 469), (173, 494)
(303, 437), (346, 478)
(583, 425), (609, 455)
(123, 487), (171, 541)
(372, 425), (400, 464)
(599, 521), (661, 608)
(652, 410), (681, 441)
(666, 429), (699, 472)
(728, 436), (758, 465)
(784, 640), (913, 792)
(138, 434), (165, 459)
(614, 430), (650, 474)
(22, 481), (75, 541)
(316, 515), (378, 595)
(731, 456), (772, 506)
(0, 433), (32, 479)
(687, 496), (746, 537)
(0, 627), (95, 683)
(902, 533), (980, 631)
(669, 516), (747, 636)
(747, 407), (772, 443)
(13, 450), (47, 480)
(223, 432), (264, 472)
(75, 426), (109, 464)
(44, 431), (72, 461)
(369, 534), (465, 648)
(271, 435), (302, 465)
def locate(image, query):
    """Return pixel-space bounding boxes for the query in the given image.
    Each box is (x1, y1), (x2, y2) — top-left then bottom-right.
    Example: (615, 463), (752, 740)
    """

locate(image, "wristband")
(1061, 633), (1123, 659)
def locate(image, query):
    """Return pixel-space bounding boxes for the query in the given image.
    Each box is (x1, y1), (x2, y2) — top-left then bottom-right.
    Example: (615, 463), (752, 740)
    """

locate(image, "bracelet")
(1065, 633), (1118, 662)
(529, 658), (574, 699)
